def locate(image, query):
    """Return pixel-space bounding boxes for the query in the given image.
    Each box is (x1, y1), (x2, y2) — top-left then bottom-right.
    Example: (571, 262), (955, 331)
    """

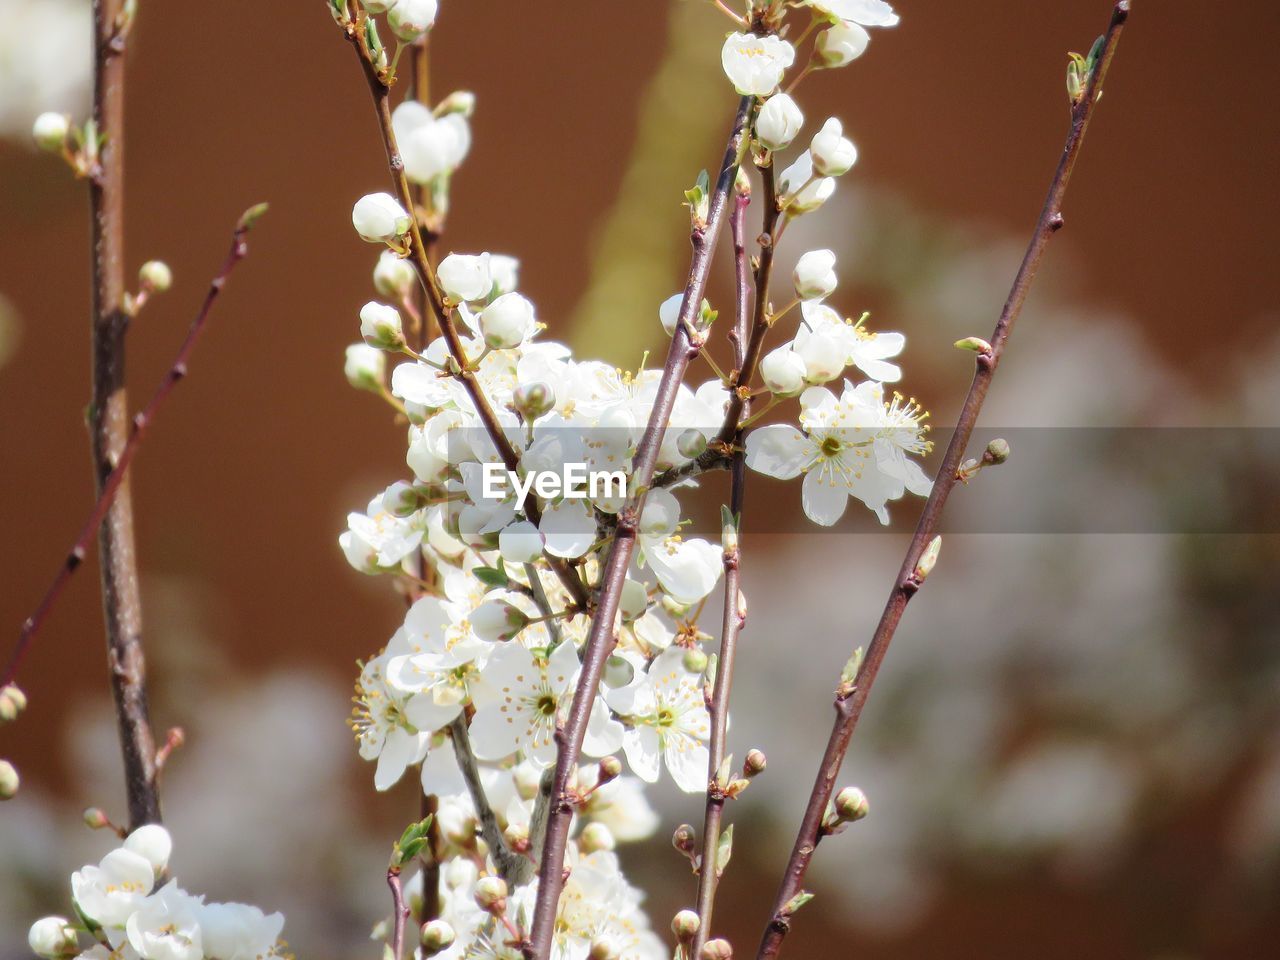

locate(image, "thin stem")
(755, 5), (1132, 957)
(419, 791), (441, 923)
(6, 210), (265, 691)
(523, 97), (754, 960)
(448, 714), (530, 885)
(90, 0), (160, 834)
(387, 866), (409, 960)
(691, 184), (754, 956)
(344, 14), (589, 610)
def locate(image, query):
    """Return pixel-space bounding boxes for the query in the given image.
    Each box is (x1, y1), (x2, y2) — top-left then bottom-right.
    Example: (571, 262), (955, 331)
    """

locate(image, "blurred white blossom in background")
(0, 0), (90, 139)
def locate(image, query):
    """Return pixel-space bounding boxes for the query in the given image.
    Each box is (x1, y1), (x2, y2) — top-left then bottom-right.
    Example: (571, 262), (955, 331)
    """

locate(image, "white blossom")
(810, 117), (858, 176)
(438, 252), (493, 303)
(756, 93), (803, 151)
(721, 33), (796, 97)
(800, 0), (900, 28)
(816, 21), (871, 67)
(793, 248), (839, 300)
(124, 883), (203, 960)
(387, 0), (438, 41)
(352, 192), (412, 244)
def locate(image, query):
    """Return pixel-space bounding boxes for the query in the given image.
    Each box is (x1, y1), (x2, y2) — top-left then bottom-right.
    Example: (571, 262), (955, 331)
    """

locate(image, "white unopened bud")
(360, 301), (406, 351)
(683, 647), (709, 673)
(834, 786), (870, 823)
(810, 119), (858, 177)
(792, 249), (838, 301)
(0, 684), (26, 722)
(778, 152), (835, 214)
(437, 90), (476, 117)
(701, 939), (733, 960)
(755, 93), (803, 151)
(513, 380), (555, 420)
(676, 429), (707, 460)
(138, 260), (173, 293)
(373, 250), (416, 298)
(816, 22), (871, 68)
(473, 876), (508, 913)
(760, 346), (807, 396)
(479, 292), (535, 349)
(671, 910), (701, 944)
(579, 821), (616, 854)
(658, 292), (684, 337)
(32, 112), (70, 152)
(471, 600), (530, 642)
(123, 824), (172, 873)
(387, 0), (438, 41)
(28, 917), (77, 959)
(0, 760), (18, 800)
(420, 919), (455, 955)
(437, 253), (492, 303)
(344, 343), (386, 391)
(619, 578), (649, 621)
(353, 193), (412, 243)
(914, 535), (941, 582)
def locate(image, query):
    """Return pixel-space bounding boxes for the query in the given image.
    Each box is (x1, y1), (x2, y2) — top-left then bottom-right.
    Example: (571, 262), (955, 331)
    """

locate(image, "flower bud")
(360, 301), (406, 351)
(512, 380), (555, 420)
(985, 438), (1011, 464)
(579, 821), (616, 854)
(755, 93), (803, 151)
(683, 647), (709, 674)
(471, 600), (530, 642)
(473, 875), (508, 913)
(28, 916), (77, 959)
(124, 823), (173, 873)
(834, 786), (870, 823)
(744, 749), (767, 777)
(436, 90), (476, 118)
(0, 686), (24, 722)
(810, 119), (858, 177)
(344, 343), (386, 391)
(502, 820), (529, 849)
(32, 112), (70, 152)
(913, 535), (941, 583)
(619, 578), (648, 621)
(373, 250), (416, 298)
(816, 22), (870, 68)
(83, 806), (111, 829)
(353, 192), (412, 244)
(420, 919), (455, 955)
(597, 755), (623, 784)
(760, 345), (807, 396)
(498, 520), (544, 564)
(387, 0), (438, 41)
(0, 760), (18, 799)
(676, 429), (707, 460)
(671, 910), (701, 944)
(437, 252), (492, 303)
(138, 260), (173, 293)
(672, 823), (697, 856)
(953, 336), (993, 354)
(701, 939), (734, 960)
(658, 292), (684, 337)
(479, 292), (535, 349)
(792, 249), (838, 301)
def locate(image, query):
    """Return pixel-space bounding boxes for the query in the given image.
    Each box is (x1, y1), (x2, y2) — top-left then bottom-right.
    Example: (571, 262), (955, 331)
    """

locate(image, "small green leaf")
(715, 824), (734, 878)
(781, 891), (815, 916)
(237, 202), (270, 232)
(474, 566), (508, 588)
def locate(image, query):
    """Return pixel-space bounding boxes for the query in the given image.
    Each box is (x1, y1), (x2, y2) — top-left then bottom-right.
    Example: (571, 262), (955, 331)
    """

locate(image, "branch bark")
(691, 183), (753, 956)
(7, 209), (265, 689)
(755, 5), (1132, 957)
(87, 0), (160, 832)
(524, 96), (754, 960)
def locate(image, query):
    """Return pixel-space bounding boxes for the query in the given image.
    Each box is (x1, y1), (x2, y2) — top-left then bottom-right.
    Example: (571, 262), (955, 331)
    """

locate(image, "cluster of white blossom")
(335, 1), (926, 957)
(27, 826), (287, 960)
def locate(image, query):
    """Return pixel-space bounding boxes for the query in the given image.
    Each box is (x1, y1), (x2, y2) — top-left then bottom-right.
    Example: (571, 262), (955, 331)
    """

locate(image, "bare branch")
(755, 5), (1133, 957)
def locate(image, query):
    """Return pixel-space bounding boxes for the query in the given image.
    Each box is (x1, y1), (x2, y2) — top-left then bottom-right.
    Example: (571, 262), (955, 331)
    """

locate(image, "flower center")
(820, 435), (844, 457)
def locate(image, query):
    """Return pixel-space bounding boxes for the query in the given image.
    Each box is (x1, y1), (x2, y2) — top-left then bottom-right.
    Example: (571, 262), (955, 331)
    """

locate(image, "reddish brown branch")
(523, 96), (754, 960)
(344, 11), (588, 611)
(691, 183), (753, 955)
(387, 866), (409, 960)
(6, 209), (266, 696)
(755, 5), (1132, 957)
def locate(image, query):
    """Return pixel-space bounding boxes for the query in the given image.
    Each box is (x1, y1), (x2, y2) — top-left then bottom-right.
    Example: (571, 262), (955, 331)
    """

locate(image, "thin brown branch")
(448, 714), (530, 885)
(89, 0), (141, 829)
(691, 183), (753, 955)
(755, 5), (1132, 957)
(387, 865), (409, 960)
(6, 208), (266, 693)
(524, 96), (754, 960)
(343, 10), (589, 611)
